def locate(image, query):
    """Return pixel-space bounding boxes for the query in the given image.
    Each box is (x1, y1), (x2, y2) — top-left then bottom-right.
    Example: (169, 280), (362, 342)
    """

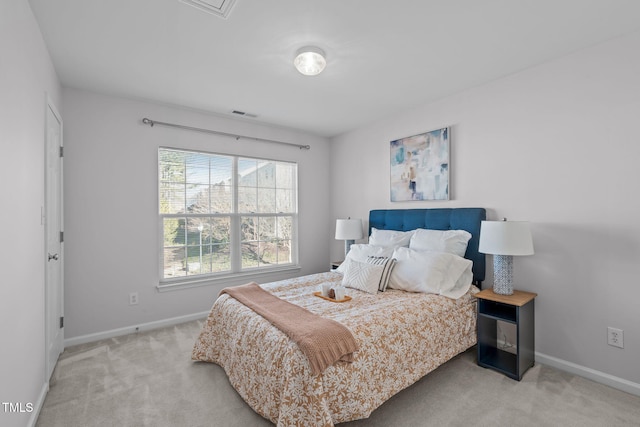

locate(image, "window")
(159, 148), (298, 283)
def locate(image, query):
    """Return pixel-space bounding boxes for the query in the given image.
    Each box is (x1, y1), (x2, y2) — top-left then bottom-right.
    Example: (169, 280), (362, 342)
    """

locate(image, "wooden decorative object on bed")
(313, 291), (352, 303)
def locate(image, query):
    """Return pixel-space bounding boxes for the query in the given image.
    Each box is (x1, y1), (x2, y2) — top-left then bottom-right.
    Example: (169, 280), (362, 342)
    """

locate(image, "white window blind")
(159, 148), (298, 283)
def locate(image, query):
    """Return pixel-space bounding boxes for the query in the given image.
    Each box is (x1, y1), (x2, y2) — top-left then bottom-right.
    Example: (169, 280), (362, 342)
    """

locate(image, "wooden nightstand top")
(475, 288), (537, 306)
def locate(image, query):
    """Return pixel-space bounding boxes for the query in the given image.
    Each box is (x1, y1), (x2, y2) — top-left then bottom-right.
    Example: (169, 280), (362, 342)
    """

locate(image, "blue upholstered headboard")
(369, 208), (486, 286)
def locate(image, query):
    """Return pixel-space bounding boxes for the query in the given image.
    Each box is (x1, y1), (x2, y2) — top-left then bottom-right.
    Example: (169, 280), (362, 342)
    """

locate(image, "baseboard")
(536, 351), (640, 397)
(28, 381), (49, 427)
(64, 311), (210, 347)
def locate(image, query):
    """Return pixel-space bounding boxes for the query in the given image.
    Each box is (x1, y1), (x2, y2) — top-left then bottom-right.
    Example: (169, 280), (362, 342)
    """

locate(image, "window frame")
(157, 147), (300, 291)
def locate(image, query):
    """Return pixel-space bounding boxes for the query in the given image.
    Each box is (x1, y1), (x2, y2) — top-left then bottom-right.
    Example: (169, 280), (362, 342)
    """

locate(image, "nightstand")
(475, 288), (537, 380)
(330, 261), (343, 270)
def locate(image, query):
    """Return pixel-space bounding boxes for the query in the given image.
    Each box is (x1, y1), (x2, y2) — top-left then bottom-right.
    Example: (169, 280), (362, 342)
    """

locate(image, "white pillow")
(369, 228), (414, 248)
(388, 247), (473, 299)
(409, 228), (472, 257)
(335, 244), (395, 273)
(342, 259), (384, 294)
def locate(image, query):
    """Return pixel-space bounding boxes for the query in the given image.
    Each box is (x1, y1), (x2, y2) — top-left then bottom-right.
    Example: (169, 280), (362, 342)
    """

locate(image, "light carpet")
(36, 320), (640, 426)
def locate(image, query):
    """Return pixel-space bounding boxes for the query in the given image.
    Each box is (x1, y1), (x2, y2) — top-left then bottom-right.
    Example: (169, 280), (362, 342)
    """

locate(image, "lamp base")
(344, 239), (355, 258)
(493, 254), (514, 295)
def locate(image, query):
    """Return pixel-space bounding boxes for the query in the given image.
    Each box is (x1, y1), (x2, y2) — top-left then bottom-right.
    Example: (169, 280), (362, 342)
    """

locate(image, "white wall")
(331, 32), (640, 386)
(61, 88), (331, 340)
(0, 1), (62, 426)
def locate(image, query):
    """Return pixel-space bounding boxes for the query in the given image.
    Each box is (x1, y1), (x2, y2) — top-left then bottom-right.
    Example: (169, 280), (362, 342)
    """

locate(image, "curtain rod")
(141, 118), (311, 150)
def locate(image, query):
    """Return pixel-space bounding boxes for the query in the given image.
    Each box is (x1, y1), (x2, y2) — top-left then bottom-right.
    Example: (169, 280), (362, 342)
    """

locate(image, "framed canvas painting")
(390, 127), (450, 201)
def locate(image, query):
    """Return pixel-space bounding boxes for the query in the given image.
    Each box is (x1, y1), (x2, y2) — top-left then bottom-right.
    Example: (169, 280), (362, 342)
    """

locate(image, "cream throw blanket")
(220, 282), (358, 375)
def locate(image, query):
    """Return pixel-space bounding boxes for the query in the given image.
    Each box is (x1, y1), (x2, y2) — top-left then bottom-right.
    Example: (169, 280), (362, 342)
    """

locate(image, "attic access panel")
(179, 0), (237, 19)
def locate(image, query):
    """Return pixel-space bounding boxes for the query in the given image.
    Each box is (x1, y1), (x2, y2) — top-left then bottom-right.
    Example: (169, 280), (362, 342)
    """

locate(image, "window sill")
(156, 265), (302, 293)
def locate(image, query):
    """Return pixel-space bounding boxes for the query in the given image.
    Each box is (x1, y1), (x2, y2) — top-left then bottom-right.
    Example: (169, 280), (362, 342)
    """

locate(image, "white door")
(45, 96), (64, 381)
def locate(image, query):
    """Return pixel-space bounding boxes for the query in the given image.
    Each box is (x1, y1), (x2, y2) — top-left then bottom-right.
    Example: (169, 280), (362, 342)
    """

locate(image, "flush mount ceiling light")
(294, 46), (326, 76)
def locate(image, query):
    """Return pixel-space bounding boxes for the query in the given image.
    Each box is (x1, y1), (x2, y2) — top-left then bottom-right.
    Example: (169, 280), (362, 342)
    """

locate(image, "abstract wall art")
(390, 127), (450, 201)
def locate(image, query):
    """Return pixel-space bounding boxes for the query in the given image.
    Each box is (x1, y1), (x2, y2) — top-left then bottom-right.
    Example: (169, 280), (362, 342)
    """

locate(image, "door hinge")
(60, 316), (64, 328)
(60, 231), (64, 243)
(59, 146), (64, 157)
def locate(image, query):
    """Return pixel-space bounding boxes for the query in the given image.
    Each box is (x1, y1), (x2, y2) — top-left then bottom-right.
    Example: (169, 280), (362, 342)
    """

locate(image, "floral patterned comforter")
(192, 272), (478, 427)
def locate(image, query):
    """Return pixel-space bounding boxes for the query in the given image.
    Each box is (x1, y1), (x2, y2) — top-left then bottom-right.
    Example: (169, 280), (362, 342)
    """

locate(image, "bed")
(192, 208), (486, 426)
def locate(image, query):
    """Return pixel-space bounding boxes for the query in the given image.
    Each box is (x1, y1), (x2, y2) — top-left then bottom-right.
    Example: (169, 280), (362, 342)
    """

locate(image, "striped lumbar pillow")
(366, 256), (396, 292)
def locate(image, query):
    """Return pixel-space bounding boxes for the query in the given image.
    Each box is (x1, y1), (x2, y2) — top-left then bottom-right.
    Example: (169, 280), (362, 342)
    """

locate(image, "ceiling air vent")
(231, 110), (257, 118)
(179, 0), (237, 19)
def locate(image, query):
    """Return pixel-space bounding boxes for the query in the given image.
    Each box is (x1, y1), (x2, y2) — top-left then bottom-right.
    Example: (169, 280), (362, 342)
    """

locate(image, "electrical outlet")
(607, 327), (624, 348)
(129, 292), (139, 306)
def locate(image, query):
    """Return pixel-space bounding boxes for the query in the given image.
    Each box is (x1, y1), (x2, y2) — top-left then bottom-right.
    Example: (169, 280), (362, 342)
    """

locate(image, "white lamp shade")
(335, 219), (363, 240)
(479, 221), (534, 256)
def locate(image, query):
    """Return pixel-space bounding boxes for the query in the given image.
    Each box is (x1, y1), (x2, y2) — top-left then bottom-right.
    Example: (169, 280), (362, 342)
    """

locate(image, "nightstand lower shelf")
(478, 347), (519, 379)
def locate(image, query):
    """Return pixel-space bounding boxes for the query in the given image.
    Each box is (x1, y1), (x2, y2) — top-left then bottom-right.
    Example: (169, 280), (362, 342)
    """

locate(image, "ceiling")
(29, 0), (640, 137)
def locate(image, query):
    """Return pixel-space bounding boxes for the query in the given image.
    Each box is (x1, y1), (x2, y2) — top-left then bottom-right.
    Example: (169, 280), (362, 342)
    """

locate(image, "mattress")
(192, 271), (478, 426)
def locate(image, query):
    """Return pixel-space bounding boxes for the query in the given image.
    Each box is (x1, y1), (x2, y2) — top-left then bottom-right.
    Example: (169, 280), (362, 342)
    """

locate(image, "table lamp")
(478, 219), (534, 295)
(335, 218), (363, 258)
